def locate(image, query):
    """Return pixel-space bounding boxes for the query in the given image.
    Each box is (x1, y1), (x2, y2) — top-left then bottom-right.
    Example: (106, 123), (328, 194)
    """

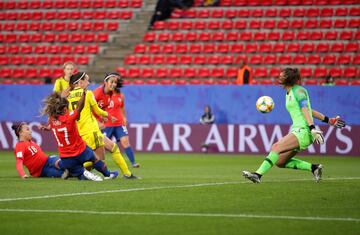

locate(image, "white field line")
(0, 208), (359, 222)
(0, 177), (359, 203)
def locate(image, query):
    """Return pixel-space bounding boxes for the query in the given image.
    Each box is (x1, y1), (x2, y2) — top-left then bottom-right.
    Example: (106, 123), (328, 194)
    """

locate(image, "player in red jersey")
(41, 90), (118, 181)
(93, 73), (140, 168)
(12, 122), (68, 179)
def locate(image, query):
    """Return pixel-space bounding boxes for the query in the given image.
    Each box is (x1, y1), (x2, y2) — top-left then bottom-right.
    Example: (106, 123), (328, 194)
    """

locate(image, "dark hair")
(279, 68), (301, 86)
(104, 72), (124, 90)
(41, 92), (69, 119)
(11, 122), (26, 138)
(70, 72), (86, 86)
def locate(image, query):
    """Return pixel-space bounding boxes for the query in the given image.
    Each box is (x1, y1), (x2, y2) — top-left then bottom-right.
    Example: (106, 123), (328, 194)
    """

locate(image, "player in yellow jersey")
(67, 72), (137, 179)
(53, 61), (76, 96)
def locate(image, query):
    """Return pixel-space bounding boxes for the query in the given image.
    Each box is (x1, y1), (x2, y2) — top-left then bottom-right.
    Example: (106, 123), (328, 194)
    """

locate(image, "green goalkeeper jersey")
(285, 85), (313, 130)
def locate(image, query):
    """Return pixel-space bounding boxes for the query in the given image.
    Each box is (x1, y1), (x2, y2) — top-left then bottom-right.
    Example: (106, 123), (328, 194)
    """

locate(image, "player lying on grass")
(93, 72), (140, 168)
(243, 68), (346, 183)
(66, 72), (138, 179)
(12, 122), (69, 179)
(41, 88), (118, 181)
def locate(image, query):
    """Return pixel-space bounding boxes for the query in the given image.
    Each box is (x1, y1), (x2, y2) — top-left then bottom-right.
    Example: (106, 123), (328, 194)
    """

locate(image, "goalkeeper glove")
(309, 125), (324, 145)
(328, 116), (346, 129)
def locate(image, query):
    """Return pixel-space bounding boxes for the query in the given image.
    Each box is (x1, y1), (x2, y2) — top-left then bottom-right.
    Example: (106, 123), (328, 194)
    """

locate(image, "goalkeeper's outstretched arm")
(312, 109), (346, 129)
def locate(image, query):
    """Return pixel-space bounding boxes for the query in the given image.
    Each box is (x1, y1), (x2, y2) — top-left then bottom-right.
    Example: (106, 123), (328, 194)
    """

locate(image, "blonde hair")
(63, 61), (76, 69)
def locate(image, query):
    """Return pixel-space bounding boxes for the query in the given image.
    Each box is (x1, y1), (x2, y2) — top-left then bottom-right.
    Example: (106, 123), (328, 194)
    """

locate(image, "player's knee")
(121, 138), (129, 148)
(111, 143), (119, 153)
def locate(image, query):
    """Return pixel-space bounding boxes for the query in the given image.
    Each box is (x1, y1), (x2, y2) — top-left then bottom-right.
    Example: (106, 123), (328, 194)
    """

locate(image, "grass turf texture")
(0, 151), (359, 235)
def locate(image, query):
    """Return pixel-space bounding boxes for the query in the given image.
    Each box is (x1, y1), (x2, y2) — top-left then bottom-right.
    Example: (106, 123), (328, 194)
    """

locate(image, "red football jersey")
(49, 110), (86, 157)
(93, 86), (125, 126)
(14, 141), (48, 177)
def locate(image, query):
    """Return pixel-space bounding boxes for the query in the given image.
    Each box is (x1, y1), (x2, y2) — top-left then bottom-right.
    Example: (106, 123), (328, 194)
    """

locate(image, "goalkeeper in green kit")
(243, 68), (346, 183)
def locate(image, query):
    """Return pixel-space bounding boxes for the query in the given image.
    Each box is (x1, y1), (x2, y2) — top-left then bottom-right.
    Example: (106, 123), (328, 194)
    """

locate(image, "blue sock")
(93, 160), (110, 177)
(125, 147), (136, 164)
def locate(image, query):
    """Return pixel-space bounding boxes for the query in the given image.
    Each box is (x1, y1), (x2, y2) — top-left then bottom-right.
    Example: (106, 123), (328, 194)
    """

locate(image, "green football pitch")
(0, 151), (359, 235)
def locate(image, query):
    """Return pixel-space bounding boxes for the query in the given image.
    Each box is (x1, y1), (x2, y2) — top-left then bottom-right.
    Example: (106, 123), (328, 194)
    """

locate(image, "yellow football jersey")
(53, 77), (69, 93)
(67, 88), (108, 136)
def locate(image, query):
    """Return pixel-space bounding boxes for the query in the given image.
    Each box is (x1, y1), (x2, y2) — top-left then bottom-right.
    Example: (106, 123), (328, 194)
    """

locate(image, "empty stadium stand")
(0, 0), (142, 84)
(0, 0), (359, 85)
(119, 0), (359, 85)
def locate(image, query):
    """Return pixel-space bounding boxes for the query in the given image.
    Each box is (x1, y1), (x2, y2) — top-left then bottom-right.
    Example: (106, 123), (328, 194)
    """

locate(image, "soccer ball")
(256, 96), (274, 113)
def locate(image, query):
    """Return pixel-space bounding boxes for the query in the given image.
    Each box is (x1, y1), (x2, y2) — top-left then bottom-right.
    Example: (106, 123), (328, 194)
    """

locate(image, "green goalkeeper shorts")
(291, 127), (314, 151)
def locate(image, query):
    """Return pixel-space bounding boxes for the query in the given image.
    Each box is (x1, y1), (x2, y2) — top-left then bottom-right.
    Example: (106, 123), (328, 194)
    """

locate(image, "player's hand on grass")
(22, 175), (28, 179)
(329, 116), (346, 129)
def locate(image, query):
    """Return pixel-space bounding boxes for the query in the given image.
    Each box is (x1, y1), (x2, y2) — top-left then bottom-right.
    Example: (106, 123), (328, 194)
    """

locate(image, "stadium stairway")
(87, 0), (158, 80)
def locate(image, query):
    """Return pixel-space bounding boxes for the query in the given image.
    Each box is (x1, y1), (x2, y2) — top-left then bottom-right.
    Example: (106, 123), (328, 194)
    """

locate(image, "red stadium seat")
(282, 31), (295, 41)
(134, 44), (146, 54)
(234, 20), (246, 29)
(324, 31), (338, 40)
(293, 54), (306, 64)
(308, 54), (321, 64)
(198, 68), (210, 78)
(300, 68), (312, 78)
(279, 55), (292, 65)
(245, 44), (258, 53)
(338, 55), (351, 65)
(345, 43), (359, 52)
(212, 68), (224, 78)
(174, 79), (187, 85)
(87, 45), (98, 54)
(169, 68), (182, 78)
(344, 67), (357, 78)
(268, 32), (280, 41)
(124, 55), (137, 65)
(314, 67), (327, 78)
(259, 43), (272, 53)
(330, 43), (344, 52)
(322, 54), (336, 65)
(290, 19), (304, 29)
(287, 43), (300, 53)
(329, 68), (343, 78)
(184, 32), (197, 42)
(254, 68), (267, 78)
(138, 55), (150, 65)
(127, 68), (140, 78)
(320, 8), (334, 17)
(301, 43), (315, 53)
(194, 55), (206, 65)
(316, 43), (330, 53)
(273, 43), (285, 53)
(335, 79), (349, 86)
(340, 31), (353, 40)
(264, 20), (275, 29)
(319, 19), (332, 29)
(184, 68), (196, 78)
(269, 68), (281, 78)
(10, 56), (22, 65)
(156, 68), (168, 78)
(225, 67), (238, 78)
(250, 55), (262, 65)
(352, 55), (360, 65)
(304, 79), (318, 85)
(350, 80), (360, 85)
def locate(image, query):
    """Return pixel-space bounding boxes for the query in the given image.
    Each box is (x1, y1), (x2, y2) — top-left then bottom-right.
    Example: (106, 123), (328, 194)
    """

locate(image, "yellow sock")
(111, 144), (132, 176)
(83, 161), (93, 171)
